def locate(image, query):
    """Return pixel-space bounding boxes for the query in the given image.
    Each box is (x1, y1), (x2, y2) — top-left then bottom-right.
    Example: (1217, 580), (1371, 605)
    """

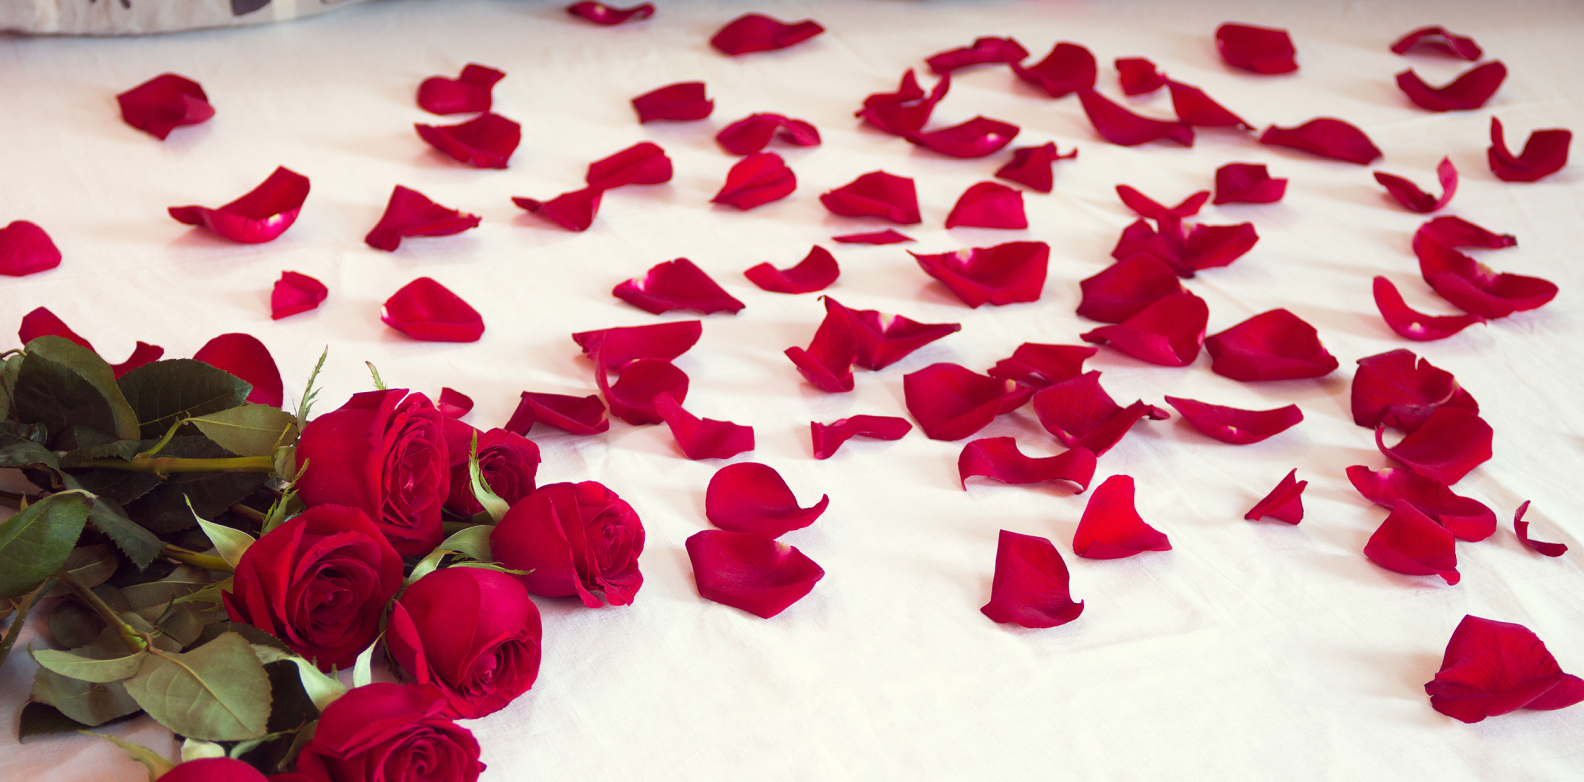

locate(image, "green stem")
(56, 569), (146, 653)
(0, 489), (40, 507)
(69, 456), (275, 474)
(163, 545), (233, 573)
(229, 503), (268, 525)
(0, 577), (58, 668)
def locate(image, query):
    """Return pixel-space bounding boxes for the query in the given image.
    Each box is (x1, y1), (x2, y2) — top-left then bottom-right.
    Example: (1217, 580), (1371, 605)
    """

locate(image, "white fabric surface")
(3, 0), (1583, 779)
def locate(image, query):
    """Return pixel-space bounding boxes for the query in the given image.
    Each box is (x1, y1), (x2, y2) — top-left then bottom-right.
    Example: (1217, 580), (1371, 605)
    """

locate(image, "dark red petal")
(1244, 469), (1306, 524)
(566, 1), (654, 25)
(167, 166), (310, 244)
(1416, 216), (1516, 250)
(414, 113), (521, 169)
(1397, 61), (1506, 112)
(505, 391), (610, 435)
(416, 63), (505, 115)
(1391, 27), (1482, 60)
(1366, 501), (1460, 584)
(824, 297), (960, 370)
(856, 69), (951, 137)
(810, 415), (911, 459)
(744, 245), (839, 294)
(18, 306), (92, 351)
(573, 321), (703, 371)
(1375, 407), (1493, 486)
(111, 343), (164, 379)
(903, 363), (1030, 441)
(716, 113), (820, 156)
(1080, 292), (1208, 367)
(711, 152), (797, 210)
(1514, 502), (1568, 557)
(513, 188), (603, 232)
(1180, 220), (1259, 275)
(115, 73), (214, 140)
(1259, 118), (1382, 165)
(1073, 475), (1171, 559)
(686, 530), (824, 618)
(1205, 309), (1338, 382)
(1030, 372), (1168, 456)
(832, 230), (914, 245)
(1012, 42), (1097, 98)
(193, 333), (283, 407)
(1077, 253), (1185, 323)
(1375, 158), (1457, 213)
(706, 462), (828, 537)
(1213, 163), (1287, 204)
(653, 393), (754, 460)
(981, 530), (1085, 628)
(1426, 615), (1584, 723)
(0, 220), (61, 277)
(785, 306), (856, 393)
(927, 37), (1030, 74)
(381, 277), (485, 342)
(959, 438), (1096, 492)
(1215, 23), (1298, 74)
(365, 185), (480, 251)
(1165, 396), (1302, 445)
(709, 13), (824, 56)
(820, 171), (921, 224)
(614, 258), (745, 315)
(1165, 80), (1252, 129)
(1487, 117), (1572, 183)
(943, 182), (1027, 231)
(908, 117), (1020, 159)
(631, 82), (713, 123)
(1116, 57), (1165, 96)
(1346, 465), (1495, 542)
(912, 240), (1047, 307)
(437, 387), (473, 418)
(1351, 349), (1479, 433)
(1373, 276), (1485, 341)
(600, 357), (689, 425)
(1115, 185), (1211, 220)
(586, 141), (673, 189)
(986, 343), (1097, 388)
(994, 142), (1077, 194)
(1077, 89), (1194, 147)
(1415, 237), (1558, 318)
(270, 271), (327, 320)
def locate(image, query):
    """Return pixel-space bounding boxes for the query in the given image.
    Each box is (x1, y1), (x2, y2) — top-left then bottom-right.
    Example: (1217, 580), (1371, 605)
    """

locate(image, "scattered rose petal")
(1351, 349), (1479, 433)
(566, 1), (653, 25)
(1110, 215), (1259, 277)
(415, 112), (521, 168)
(614, 258), (745, 315)
(1514, 502), (1567, 557)
(1346, 465), (1496, 542)
(1245, 469), (1306, 523)
(1116, 57), (1165, 95)
(1213, 163), (1287, 204)
(1415, 237), (1558, 318)
(110, 343), (164, 378)
(686, 530), (824, 618)
(1397, 61), (1506, 112)
(1375, 407), (1493, 485)
(18, 306), (93, 350)
(1205, 309), (1338, 381)
(1012, 42), (1097, 98)
(1077, 253), (1185, 323)
(908, 116), (1020, 158)
(1375, 158), (1458, 213)
(1115, 185), (1210, 220)
(194, 333), (284, 407)
(710, 13), (824, 56)
(1365, 500), (1460, 584)
(653, 393), (754, 460)
(716, 113), (821, 156)
(1215, 23), (1297, 74)
(417, 63), (505, 115)
(1416, 216), (1517, 250)
(810, 415), (911, 459)
(856, 70), (951, 137)
(1391, 27), (1482, 60)
(994, 142), (1077, 193)
(1077, 89), (1194, 147)
(1073, 474), (1171, 559)
(944, 182), (1027, 230)
(1487, 117), (1571, 182)
(832, 230), (914, 245)
(512, 188), (603, 232)
(1080, 292), (1208, 367)
(1164, 396), (1302, 445)
(981, 530), (1085, 628)
(928, 37), (1030, 74)
(1165, 80), (1252, 129)
(599, 357), (689, 425)
(505, 391), (610, 435)
(366, 185), (480, 251)
(573, 320), (702, 371)
(745, 245), (839, 294)
(381, 277), (485, 342)
(820, 170), (922, 224)
(1373, 276), (1486, 341)
(0, 220), (61, 277)
(785, 308), (856, 393)
(1030, 372), (1169, 456)
(632, 82), (713, 123)
(116, 73), (214, 140)
(822, 297), (960, 370)
(437, 387), (473, 418)
(1425, 615), (1584, 723)
(711, 152), (797, 210)
(1259, 118), (1382, 165)
(168, 166), (309, 244)
(912, 241), (1046, 307)
(903, 363), (1031, 441)
(706, 462), (828, 537)
(987, 343), (1097, 388)
(271, 270), (327, 320)
(959, 438), (1096, 492)
(586, 142), (673, 189)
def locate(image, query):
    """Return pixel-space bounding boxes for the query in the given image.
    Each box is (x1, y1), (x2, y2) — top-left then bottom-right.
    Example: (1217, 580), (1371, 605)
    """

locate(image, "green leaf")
(295, 347), (328, 425)
(272, 446), (299, 485)
(190, 404), (300, 458)
(406, 548), (455, 587)
(116, 359), (251, 441)
(31, 668), (142, 726)
(46, 597), (103, 650)
(14, 336), (141, 445)
(122, 631), (272, 741)
(33, 646), (148, 683)
(366, 361), (386, 391)
(60, 439), (142, 466)
(1, 577), (57, 669)
(42, 544), (117, 598)
(181, 738), (227, 762)
(0, 433), (59, 470)
(158, 605), (208, 648)
(194, 514), (255, 570)
(251, 647), (346, 712)
(352, 634), (379, 689)
(62, 468), (162, 508)
(120, 567), (212, 613)
(0, 491), (91, 600)
(439, 524), (494, 562)
(468, 433), (510, 523)
(85, 496), (165, 570)
(124, 436), (269, 534)
(260, 481), (301, 536)
(18, 702), (91, 743)
(81, 731), (174, 781)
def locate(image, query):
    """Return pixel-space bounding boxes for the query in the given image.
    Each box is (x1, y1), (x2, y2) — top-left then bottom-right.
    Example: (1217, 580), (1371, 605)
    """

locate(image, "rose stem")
(55, 569), (147, 653)
(66, 456), (276, 474)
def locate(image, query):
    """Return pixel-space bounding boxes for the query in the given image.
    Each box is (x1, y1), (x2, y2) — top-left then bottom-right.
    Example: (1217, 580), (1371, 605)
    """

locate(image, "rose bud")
(445, 427), (541, 517)
(491, 481), (645, 607)
(295, 683), (485, 782)
(386, 566), (543, 719)
(223, 505), (403, 671)
(295, 389), (450, 557)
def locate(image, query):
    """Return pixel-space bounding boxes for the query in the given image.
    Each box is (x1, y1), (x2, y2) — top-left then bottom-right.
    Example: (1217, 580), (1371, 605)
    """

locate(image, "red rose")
(444, 426), (541, 517)
(386, 566), (543, 719)
(491, 481), (645, 607)
(159, 758), (270, 782)
(296, 389), (450, 556)
(295, 683), (484, 782)
(223, 505), (402, 671)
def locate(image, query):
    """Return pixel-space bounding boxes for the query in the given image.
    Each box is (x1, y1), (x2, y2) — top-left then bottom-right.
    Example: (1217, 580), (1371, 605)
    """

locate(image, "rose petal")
(115, 73), (214, 140)
(1416, 216), (1517, 251)
(928, 37), (1030, 74)
(168, 166), (309, 244)
(1109, 216), (1259, 278)
(810, 415), (911, 459)
(417, 63), (505, 115)
(706, 462), (828, 537)
(631, 82), (713, 123)
(959, 438), (1096, 492)
(820, 171), (921, 224)
(365, 186), (481, 251)
(1351, 349), (1479, 433)
(1213, 163), (1287, 204)
(981, 530), (1085, 628)
(271, 270), (328, 320)
(856, 69), (951, 136)
(709, 14), (824, 56)
(1487, 116), (1572, 182)
(908, 116), (1020, 159)
(716, 113), (821, 156)
(1116, 57), (1165, 95)
(944, 182), (1028, 230)
(1364, 500), (1460, 584)
(414, 113), (521, 168)
(986, 343), (1097, 388)
(110, 342), (164, 379)
(1115, 185), (1211, 220)
(566, 1), (654, 25)
(653, 393), (754, 460)
(614, 258), (745, 315)
(599, 357), (689, 425)
(1391, 27), (1482, 60)
(192, 333), (284, 408)
(1215, 23), (1297, 74)
(1077, 253), (1186, 323)
(1245, 469), (1306, 524)
(1514, 502), (1568, 557)
(1373, 276), (1486, 341)
(686, 530), (824, 618)
(1164, 396), (1303, 445)
(18, 306), (93, 350)
(1030, 372), (1169, 456)
(903, 363), (1032, 441)
(1165, 80), (1252, 129)
(832, 230), (914, 245)
(437, 387), (474, 419)
(1074, 475), (1171, 559)
(1397, 61), (1506, 112)
(573, 321), (703, 371)
(1077, 89), (1194, 147)
(0, 220), (61, 277)
(994, 142), (1077, 193)
(505, 391), (610, 436)
(1012, 42), (1097, 98)
(1375, 407), (1493, 486)
(1425, 615), (1584, 723)
(912, 240), (1048, 307)
(1259, 118), (1382, 165)
(785, 307), (856, 393)
(1346, 465), (1496, 542)
(1414, 236), (1558, 318)
(711, 152), (797, 210)
(381, 277), (485, 342)
(744, 245), (839, 294)
(1080, 292), (1208, 367)
(1205, 309), (1338, 382)
(823, 297), (960, 370)
(587, 141), (673, 189)
(1375, 158), (1458, 213)
(513, 188), (603, 232)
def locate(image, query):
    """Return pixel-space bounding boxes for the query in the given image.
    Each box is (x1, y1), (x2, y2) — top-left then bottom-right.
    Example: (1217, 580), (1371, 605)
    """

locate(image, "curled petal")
(168, 166), (309, 244)
(810, 415), (910, 459)
(1488, 116), (1571, 182)
(785, 307), (856, 393)
(686, 530), (824, 618)
(706, 462), (828, 537)
(711, 152), (797, 210)
(566, 1), (654, 25)
(709, 13), (824, 56)
(928, 37), (1029, 74)
(1205, 309), (1338, 382)
(437, 387), (473, 418)
(903, 363), (1031, 441)
(1373, 276), (1485, 341)
(513, 188), (602, 232)
(1259, 118), (1382, 165)
(1375, 158), (1457, 213)
(614, 258), (745, 315)
(994, 142), (1077, 193)
(1514, 502), (1567, 557)
(1077, 253), (1185, 323)
(944, 182), (1027, 230)
(1391, 27), (1482, 60)
(415, 113), (521, 168)
(1080, 292), (1208, 367)
(1012, 42), (1097, 98)
(833, 230), (914, 245)
(1426, 615), (1584, 723)
(1115, 185), (1210, 220)
(1031, 372), (1169, 456)
(1397, 62), (1506, 112)
(913, 240), (1049, 309)
(0, 220), (61, 277)
(506, 391), (610, 436)
(587, 142), (673, 189)
(631, 82), (713, 123)
(1077, 89), (1194, 147)
(116, 73), (213, 140)
(381, 277), (485, 342)
(1365, 500), (1460, 584)
(825, 297), (960, 370)
(1375, 407), (1493, 485)
(365, 185), (480, 251)
(1415, 237), (1557, 318)
(1074, 475), (1171, 559)
(18, 306), (93, 350)
(271, 270), (328, 320)
(600, 357), (689, 425)
(1215, 23), (1297, 74)
(1165, 396), (1302, 445)
(1110, 217), (1258, 278)
(986, 343), (1096, 388)
(959, 438), (1096, 492)
(981, 530), (1084, 628)
(1416, 215), (1516, 250)
(908, 117), (1020, 159)
(1213, 163), (1286, 204)
(1245, 469), (1306, 524)
(1351, 349), (1479, 433)
(194, 333), (283, 407)
(1116, 57), (1165, 95)
(573, 320), (702, 371)
(1346, 465), (1495, 542)
(820, 171), (921, 224)
(653, 393), (754, 460)
(745, 245), (839, 294)
(417, 63), (505, 115)
(1165, 80), (1251, 129)
(716, 114), (820, 156)
(857, 69), (950, 136)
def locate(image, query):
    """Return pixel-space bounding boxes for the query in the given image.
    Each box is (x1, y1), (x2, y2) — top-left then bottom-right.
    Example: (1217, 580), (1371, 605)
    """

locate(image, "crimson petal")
(586, 142), (673, 189)
(826, 297), (960, 370)
(599, 357), (689, 425)
(1213, 163), (1287, 204)
(785, 308), (856, 393)
(1373, 276), (1485, 341)
(1165, 80), (1251, 129)
(415, 113), (520, 169)
(943, 182), (1027, 230)
(1375, 407), (1493, 485)
(1375, 158), (1457, 213)
(1077, 253), (1185, 323)
(981, 530), (1085, 628)
(686, 530), (823, 618)
(381, 277), (485, 342)
(745, 245), (839, 294)
(908, 117), (1020, 159)
(18, 306), (93, 350)
(1514, 502), (1567, 557)
(111, 343), (164, 379)
(1165, 396), (1302, 445)
(716, 114), (820, 156)
(513, 188), (602, 232)
(1391, 27), (1482, 60)
(986, 343), (1096, 388)
(271, 270), (327, 320)
(1366, 501), (1460, 584)
(856, 70), (950, 137)
(712, 152), (797, 210)
(1425, 615), (1584, 723)
(994, 142), (1077, 193)
(1397, 61), (1506, 112)
(911, 241), (1049, 308)
(1415, 216), (1516, 251)
(710, 14), (824, 56)
(1346, 465), (1495, 542)
(416, 63), (505, 115)
(614, 258), (744, 315)
(168, 166), (309, 244)
(1487, 117), (1571, 182)
(706, 462), (827, 537)
(959, 438), (1096, 492)
(654, 393), (754, 460)
(1259, 118), (1382, 165)
(566, 1), (653, 25)
(1074, 475), (1170, 559)
(194, 333), (283, 407)
(1030, 372), (1169, 456)
(1012, 42), (1097, 98)
(1116, 57), (1165, 96)
(1116, 185), (1211, 220)
(436, 387), (473, 418)
(1077, 89), (1194, 147)
(820, 171), (921, 224)
(1351, 349), (1479, 433)
(365, 186), (480, 251)
(1108, 215), (1258, 277)
(1205, 309), (1338, 382)
(928, 37), (1030, 74)
(116, 73), (214, 140)
(1415, 237), (1558, 318)
(1080, 292), (1208, 367)
(505, 391), (610, 435)
(0, 220), (61, 277)
(1215, 23), (1298, 74)
(903, 363), (1031, 441)
(832, 230), (914, 245)
(573, 321), (702, 371)
(1245, 469), (1306, 524)
(631, 82), (713, 123)
(810, 415), (911, 459)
